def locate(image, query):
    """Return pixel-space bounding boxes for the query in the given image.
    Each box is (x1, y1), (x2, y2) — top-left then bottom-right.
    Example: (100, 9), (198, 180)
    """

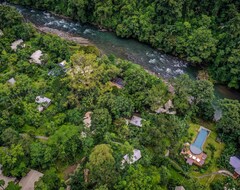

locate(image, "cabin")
(213, 109), (222, 122)
(110, 78), (124, 89)
(11, 39), (24, 51)
(83, 112), (92, 128)
(0, 166), (43, 190)
(35, 96), (51, 112)
(121, 149), (141, 165)
(58, 60), (67, 68)
(19, 170), (43, 190)
(129, 116), (143, 127)
(229, 156), (240, 179)
(7, 77), (16, 85)
(181, 126), (210, 166)
(30, 50), (43, 65)
(155, 100), (176, 115)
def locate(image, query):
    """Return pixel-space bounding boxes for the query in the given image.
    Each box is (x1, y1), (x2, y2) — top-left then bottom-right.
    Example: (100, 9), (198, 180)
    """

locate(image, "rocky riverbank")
(37, 26), (91, 46)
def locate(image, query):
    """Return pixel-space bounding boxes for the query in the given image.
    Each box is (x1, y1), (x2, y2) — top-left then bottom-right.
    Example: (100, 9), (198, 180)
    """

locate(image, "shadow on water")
(214, 85), (240, 101)
(7, 4), (240, 101)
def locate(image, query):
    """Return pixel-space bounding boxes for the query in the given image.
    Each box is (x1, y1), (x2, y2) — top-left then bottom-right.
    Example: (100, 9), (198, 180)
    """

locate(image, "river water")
(12, 5), (240, 101)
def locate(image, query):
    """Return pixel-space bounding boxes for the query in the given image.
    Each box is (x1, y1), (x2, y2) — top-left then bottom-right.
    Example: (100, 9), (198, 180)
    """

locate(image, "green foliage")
(0, 144), (27, 177)
(115, 164), (162, 190)
(172, 75), (214, 119)
(1, 127), (19, 146)
(87, 144), (117, 187)
(1, 4), (240, 189)
(0, 5), (23, 28)
(35, 168), (64, 190)
(48, 125), (82, 162)
(5, 182), (21, 190)
(217, 99), (240, 145)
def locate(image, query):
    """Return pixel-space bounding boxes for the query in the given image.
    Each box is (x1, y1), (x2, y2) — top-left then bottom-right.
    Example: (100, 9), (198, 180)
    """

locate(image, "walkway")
(197, 170), (234, 178)
(35, 136), (49, 140)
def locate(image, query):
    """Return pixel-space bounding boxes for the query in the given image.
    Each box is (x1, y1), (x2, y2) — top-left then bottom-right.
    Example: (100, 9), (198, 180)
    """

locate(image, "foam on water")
(175, 69), (184, 75)
(149, 59), (157, 64)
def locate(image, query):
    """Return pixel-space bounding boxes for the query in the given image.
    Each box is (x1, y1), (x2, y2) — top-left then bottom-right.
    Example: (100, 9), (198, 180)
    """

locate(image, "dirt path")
(35, 136), (49, 140)
(197, 170), (234, 178)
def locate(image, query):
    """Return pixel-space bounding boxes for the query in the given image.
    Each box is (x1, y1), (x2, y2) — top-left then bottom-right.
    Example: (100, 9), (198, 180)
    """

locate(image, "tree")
(217, 99), (240, 145)
(159, 166), (171, 186)
(97, 93), (134, 118)
(87, 144), (116, 187)
(48, 125), (82, 162)
(30, 142), (54, 169)
(1, 128), (19, 146)
(35, 168), (63, 190)
(115, 164), (162, 190)
(5, 182), (21, 190)
(0, 144), (27, 177)
(0, 5), (23, 28)
(172, 75), (194, 116)
(91, 108), (112, 141)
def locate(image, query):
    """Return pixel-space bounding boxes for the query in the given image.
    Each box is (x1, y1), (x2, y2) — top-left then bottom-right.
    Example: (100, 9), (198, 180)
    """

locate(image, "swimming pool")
(190, 127), (210, 155)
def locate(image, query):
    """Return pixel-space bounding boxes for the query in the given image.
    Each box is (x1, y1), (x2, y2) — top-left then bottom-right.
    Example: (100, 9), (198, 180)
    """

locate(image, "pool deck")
(181, 126), (211, 167)
(181, 149), (207, 166)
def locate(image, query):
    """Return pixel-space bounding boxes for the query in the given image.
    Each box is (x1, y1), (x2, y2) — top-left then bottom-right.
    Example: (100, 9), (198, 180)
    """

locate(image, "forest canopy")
(0, 4), (240, 190)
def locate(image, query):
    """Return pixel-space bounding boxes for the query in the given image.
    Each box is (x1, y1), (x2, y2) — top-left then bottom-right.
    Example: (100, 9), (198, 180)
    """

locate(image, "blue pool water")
(190, 128), (209, 155)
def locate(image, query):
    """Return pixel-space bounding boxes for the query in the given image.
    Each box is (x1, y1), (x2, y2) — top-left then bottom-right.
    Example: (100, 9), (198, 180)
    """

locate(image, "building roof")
(35, 96), (51, 112)
(11, 39), (23, 51)
(8, 77), (16, 85)
(155, 99), (175, 114)
(111, 78), (124, 89)
(19, 169), (43, 190)
(129, 116), (143, 127)
(35, 96), (51, 104)
(58, 60), (67, 68)
(165, 99), (173, 110)
(175, 186), (185, 190)
(214, 109), (222, 122)
(122, 149), (142, 165)
(83, 112), (92, 128)
(230, 156), (240, 174)
(30, 50), (43, 64)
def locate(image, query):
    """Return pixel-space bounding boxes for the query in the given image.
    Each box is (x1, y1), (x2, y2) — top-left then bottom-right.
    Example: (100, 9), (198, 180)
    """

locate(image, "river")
(10, 4), (240, 101)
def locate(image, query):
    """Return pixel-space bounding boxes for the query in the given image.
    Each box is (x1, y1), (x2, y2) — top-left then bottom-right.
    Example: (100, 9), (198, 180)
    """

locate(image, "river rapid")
(7, 4), (240, 101)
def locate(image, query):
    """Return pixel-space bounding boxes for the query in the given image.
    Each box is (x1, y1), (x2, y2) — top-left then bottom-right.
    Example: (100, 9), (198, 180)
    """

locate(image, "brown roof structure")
(19, 170), (43, 190)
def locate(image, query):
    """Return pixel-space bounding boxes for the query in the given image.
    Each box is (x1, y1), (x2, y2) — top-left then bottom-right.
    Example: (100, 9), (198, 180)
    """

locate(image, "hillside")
(0, 4), (240, 190)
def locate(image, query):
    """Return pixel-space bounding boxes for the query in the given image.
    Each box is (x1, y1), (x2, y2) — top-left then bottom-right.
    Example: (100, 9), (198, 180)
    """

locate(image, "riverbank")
(36, 26), (91, 46)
